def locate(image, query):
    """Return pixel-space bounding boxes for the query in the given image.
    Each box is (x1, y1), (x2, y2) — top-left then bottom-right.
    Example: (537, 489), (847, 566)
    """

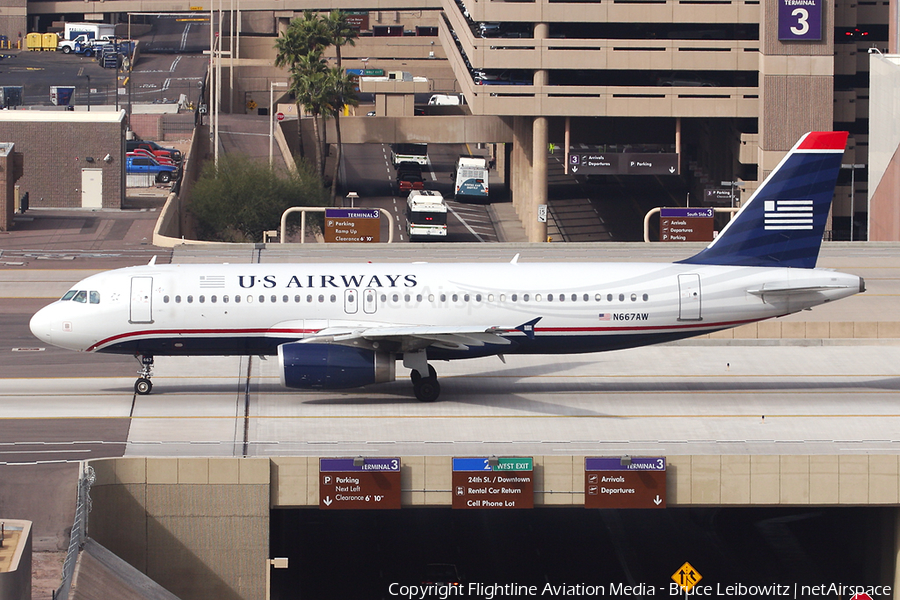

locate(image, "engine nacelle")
(277, 342), (395, 389)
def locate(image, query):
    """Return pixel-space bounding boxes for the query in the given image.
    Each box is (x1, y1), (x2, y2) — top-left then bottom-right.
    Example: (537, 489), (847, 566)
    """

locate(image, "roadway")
(2, 342), (896, 462)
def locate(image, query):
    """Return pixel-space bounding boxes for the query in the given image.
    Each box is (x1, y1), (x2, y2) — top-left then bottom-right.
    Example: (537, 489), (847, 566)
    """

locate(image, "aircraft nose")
(29, 304), (55, 344)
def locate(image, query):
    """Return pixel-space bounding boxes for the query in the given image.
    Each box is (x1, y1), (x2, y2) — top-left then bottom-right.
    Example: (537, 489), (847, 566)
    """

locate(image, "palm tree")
(326, 11), (358, 69)
(324, 67), (359, 203)
(274, 13), (332, 162)
(291, 52), (330, 176)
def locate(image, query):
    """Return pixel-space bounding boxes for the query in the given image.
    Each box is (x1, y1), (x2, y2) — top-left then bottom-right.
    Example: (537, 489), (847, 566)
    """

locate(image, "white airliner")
(30, 132), (864, 401)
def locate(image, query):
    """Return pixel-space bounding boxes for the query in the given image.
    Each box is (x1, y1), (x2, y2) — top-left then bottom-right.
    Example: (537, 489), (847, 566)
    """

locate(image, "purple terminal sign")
(660, 208), (713, 219)
(585, 457), (666, 471)
(325, 208), (379, 220)
(778, 0), (822, 41)
(320, 458), (400, 472)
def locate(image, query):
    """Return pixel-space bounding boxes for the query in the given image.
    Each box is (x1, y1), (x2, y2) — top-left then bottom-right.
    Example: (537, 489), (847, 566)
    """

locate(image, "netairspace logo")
(386, 582), (893, 599)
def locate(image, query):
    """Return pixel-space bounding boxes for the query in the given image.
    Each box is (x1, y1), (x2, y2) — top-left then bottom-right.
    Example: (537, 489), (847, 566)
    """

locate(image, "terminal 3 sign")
(319, 458), (401, 510)
(569, 153), (679, 176)
(584, 457), (667, 509)
(323, 208), (381, 243)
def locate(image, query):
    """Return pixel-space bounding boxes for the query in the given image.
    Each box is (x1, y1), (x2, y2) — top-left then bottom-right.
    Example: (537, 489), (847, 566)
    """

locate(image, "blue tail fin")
(680, 131), (848, 269)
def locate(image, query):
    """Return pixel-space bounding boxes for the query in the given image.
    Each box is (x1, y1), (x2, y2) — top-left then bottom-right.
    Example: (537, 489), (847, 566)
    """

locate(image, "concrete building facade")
(9, 0), (887, 239)
(0, 111), (126, 209)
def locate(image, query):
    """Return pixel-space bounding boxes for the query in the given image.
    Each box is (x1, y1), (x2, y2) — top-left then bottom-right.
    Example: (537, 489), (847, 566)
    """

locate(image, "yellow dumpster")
(25, 32), (42, 51)
(42, 32), (58, 51)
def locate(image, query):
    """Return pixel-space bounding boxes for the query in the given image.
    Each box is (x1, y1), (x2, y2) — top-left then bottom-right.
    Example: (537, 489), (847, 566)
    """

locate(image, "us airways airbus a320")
(30, 132), (864, 401)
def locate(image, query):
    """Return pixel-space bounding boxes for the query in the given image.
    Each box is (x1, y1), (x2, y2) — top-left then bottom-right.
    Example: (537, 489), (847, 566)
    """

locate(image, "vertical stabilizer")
(680, 131), (848, 269)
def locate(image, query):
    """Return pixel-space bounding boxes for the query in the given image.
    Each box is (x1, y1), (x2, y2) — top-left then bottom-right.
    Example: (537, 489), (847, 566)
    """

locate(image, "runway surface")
(4, 342), (899, 461)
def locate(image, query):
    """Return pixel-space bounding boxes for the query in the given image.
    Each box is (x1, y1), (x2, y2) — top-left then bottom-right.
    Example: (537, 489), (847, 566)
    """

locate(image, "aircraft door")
(678, 274), (702, 321)
(344, 289), (359, 314)
(130, 276), (154, 324)
(363, 288), (377, 314)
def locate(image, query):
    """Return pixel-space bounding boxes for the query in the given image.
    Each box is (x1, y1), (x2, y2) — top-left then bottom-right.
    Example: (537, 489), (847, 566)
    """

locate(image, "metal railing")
(55, 463), (95, 600)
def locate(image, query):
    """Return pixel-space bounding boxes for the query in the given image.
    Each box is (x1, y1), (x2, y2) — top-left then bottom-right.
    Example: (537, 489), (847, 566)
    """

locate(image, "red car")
(397, 168), (424, 191)
(126, 140), (182, 163)
(128, 148), (175, 165)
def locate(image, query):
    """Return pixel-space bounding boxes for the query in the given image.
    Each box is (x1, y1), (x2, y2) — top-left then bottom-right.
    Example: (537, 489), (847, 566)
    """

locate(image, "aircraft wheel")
(414, 377), (440, 402)
(410, 365), (436, 384)
(135, 377), (152, 395)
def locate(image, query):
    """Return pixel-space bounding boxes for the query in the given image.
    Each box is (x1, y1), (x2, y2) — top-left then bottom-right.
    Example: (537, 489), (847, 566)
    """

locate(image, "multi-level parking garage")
(3, 0), (885, 242)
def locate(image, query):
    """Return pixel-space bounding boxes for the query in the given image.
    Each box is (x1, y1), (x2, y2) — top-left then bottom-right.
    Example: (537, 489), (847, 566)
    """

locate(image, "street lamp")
(269, 80), (288, 167)
(345, 191), (359, 208)
(265, 557), (289, 600)
(841, 163), (865, 241)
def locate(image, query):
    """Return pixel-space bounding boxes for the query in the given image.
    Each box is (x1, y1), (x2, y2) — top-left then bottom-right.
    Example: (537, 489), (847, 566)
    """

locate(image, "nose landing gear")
(134, 355), (154, 395)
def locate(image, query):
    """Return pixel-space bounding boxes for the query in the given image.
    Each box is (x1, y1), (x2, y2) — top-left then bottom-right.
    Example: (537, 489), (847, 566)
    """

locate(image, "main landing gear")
(404, 351), (440, 402)
(134, 355), (154, 395)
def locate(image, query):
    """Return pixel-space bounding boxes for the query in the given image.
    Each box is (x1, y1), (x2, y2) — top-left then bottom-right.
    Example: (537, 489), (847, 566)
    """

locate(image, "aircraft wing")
(303, 324), (516, 351)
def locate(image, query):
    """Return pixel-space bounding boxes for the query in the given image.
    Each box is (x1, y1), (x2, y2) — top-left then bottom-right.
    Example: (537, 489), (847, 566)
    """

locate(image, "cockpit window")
(73, 291), (87, 303)
(61, 290), (77, 301)
(90, 291), (100, 304)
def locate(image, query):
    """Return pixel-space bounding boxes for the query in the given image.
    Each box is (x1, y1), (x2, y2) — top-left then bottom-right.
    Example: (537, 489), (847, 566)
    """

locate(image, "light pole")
(720, 180), (743, 209)
(269, 81), (288, 167)
(841, 163), (865, 241)
(265, 557), (289, 600)
(346, 191), (359, 207)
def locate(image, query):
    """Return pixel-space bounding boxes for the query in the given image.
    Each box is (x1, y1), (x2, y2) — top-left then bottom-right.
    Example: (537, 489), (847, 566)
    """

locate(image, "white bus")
(452, 155), (489, 202)
(406, 190), (448, 241)
(391, 143), (428, 167)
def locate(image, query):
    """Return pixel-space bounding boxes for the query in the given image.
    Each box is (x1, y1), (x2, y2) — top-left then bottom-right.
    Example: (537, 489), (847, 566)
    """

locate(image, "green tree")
(325, 66), (359, 204)
(290, 52), (331, 176)
(274, 12), (332, 162)
(274, 11), (360, 192)
(326, 11), (358, 69)
(189, 154), (328, 242)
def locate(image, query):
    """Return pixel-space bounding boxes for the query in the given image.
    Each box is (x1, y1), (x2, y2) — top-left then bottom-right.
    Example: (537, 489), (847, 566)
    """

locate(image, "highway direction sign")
(319, 458), (401, 510)
(659, 208), (714, 242)
(568, 152), (679, 176)
(584, 457), (667, 509)
(452, 457), (534, 509)
(324, 208), (381, 243)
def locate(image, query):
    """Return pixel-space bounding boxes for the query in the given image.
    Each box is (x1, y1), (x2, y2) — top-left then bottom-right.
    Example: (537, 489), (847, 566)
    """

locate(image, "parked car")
(656, 73), (718, 87)
(127, 148), (175, 165)
(126, 139), (182, 162)
(126, 155), (179, 184)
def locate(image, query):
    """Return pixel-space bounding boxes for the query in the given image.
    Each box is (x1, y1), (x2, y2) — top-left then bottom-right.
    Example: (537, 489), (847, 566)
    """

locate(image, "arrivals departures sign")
(584, 457), (667, 509)
(452, 457), (534, 509)
(659, 208), (715, 242)
(319, 458), (401, 510)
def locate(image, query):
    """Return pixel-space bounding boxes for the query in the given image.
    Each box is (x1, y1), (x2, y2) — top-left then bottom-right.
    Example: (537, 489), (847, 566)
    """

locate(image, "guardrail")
(55, 463), (95, 600)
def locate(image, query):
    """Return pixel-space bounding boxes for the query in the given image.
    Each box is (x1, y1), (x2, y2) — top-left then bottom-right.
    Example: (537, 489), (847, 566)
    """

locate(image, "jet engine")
(277, 342), (396, 389)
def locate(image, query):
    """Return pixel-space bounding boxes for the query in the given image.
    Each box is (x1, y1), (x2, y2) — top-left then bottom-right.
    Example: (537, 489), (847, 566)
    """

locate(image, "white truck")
(57, 23), (116, 54)
(406, 190), (448, 241)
